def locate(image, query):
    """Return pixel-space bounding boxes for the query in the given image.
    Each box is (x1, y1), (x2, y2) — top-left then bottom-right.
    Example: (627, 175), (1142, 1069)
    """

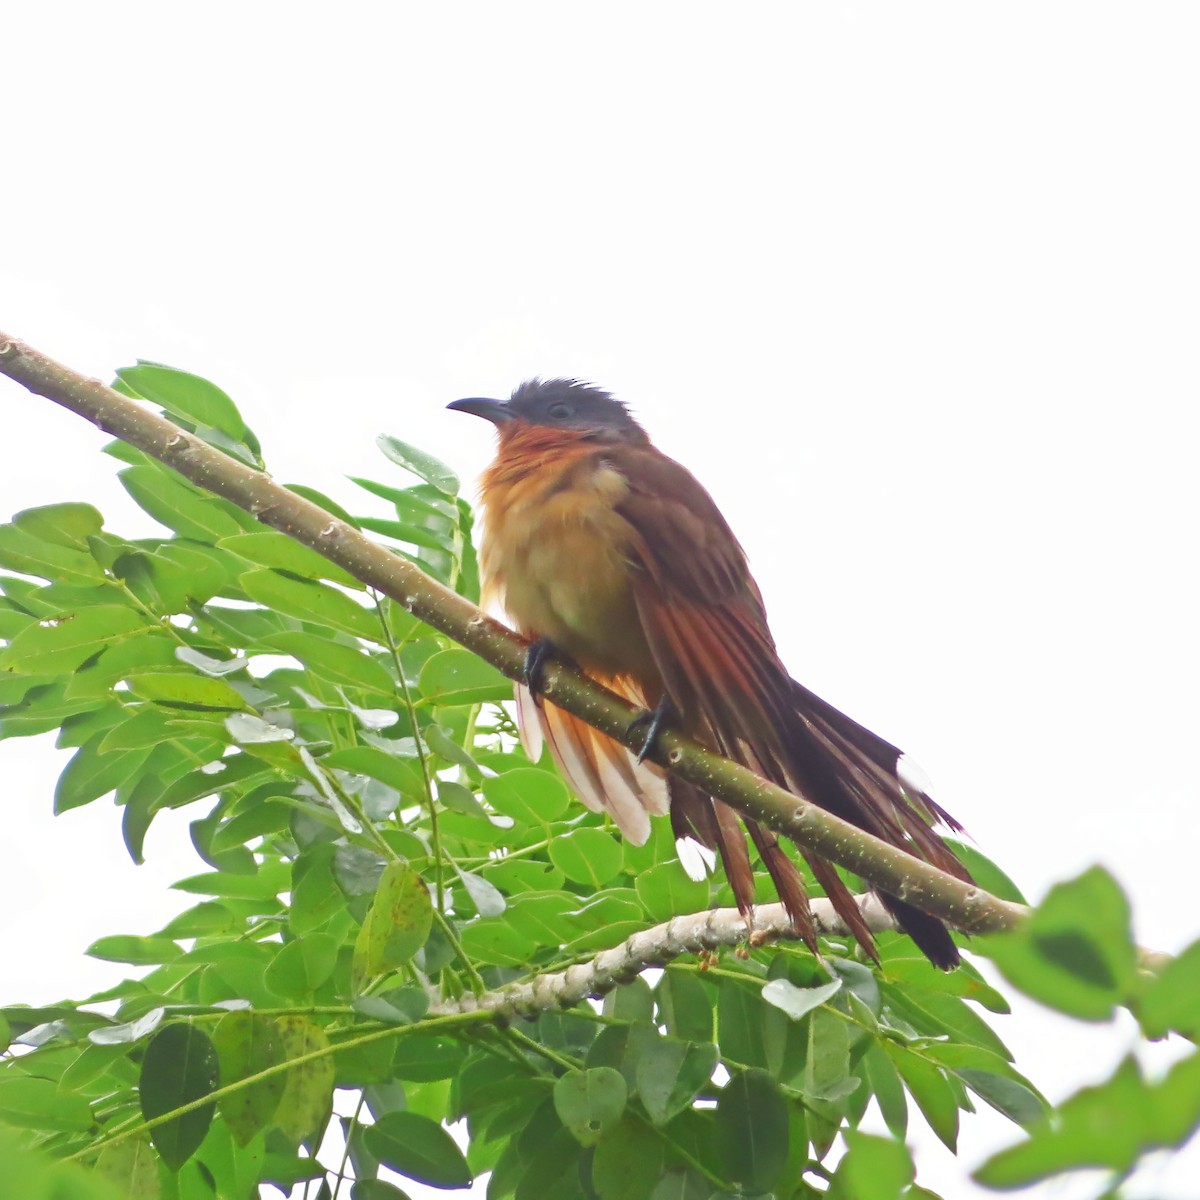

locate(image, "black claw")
(631, 695), (677, 764)
(523, 637), (558, 702)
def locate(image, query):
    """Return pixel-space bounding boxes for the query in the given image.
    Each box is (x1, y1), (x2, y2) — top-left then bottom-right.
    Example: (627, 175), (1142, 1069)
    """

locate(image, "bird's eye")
(547, 402), (572, 420)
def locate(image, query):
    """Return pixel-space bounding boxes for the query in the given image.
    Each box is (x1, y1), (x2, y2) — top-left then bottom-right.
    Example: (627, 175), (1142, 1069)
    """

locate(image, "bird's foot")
(522, 637), (559, 705)
(629, 695), (677, 764)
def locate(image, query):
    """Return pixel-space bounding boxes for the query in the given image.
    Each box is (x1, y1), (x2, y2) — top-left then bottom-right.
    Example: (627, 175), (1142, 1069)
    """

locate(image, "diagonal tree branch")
(0, 330), (1024, 940)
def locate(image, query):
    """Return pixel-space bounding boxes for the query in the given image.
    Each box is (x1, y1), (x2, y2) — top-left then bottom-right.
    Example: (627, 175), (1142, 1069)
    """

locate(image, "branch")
(0, 332), (1023, 940)
(434, 899), (890, 1018)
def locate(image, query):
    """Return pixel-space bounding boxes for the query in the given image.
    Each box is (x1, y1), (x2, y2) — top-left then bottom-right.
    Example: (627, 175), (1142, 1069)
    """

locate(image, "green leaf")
(553, 1067), (628, 1146)
(762, 977), (842, 1022)
(353, 1183), (414, 1200)
(0, 600), (34, 640)
(418, 648), (510, 705)
(513, 1126), (586, 1200)
(458, 918), (538, 966)
(863, 1042), (908, 1139)
(957, 1068), (1048, 1129)
(353, 861), (434, 985)
(482, 856), (565, 896)
(482, 767), (572, 828)
(239, 569), (381, 640)
(377, 434), (460, 497)
(353, 989), (430, 1026)
(437, 779), (489, 819)
(635, 1039), (718, 1126)
(86, 935), (182, 965)
(504, 893), (582, 943)
(13, 502), (105, 549)
(274, 1016), (335, 1147)
(100, 706), (205, 751)
(95, 1134), (160, 1199)
(0, 1077), (93, 1131)
(120, 464), (245, 542)
(655, 969), (713, 1043)
(0, 520), (104, 584)
(804, 1008), (855, 1102)
(827, 1131), (914, 1200)
(324, 745), (425, 800)
(634, 860), (710, 921)
(716, 1069), (789, 1192)
(54, 735), (152, 813)
(356, 515), (451, 552)
(265, 933), (339, 999)
(158, 899), (243, 938)
(64, 632), (180, 698)
(879, 980), (1011, 1061)
(884, 954), (1010, 1015)
(918, 1042), (1047, 1127)
(212, 1011), (287, 1146)
(365, 1110), (474, 1189)
(548, 828), (624, 887)
(126, 672), (248, 709)
(220, 531), (362, 587)
(983, 865), (1136, 1021)
(139, 1023), (220, 1169)
(976, 1049), (1200, 1187)
(716, 978), (774, 1073)
(1140, 937), (1200, 1039)
(116, 362), (247, 441)
(591, 1116), (664, 1200)
(883, 1041), (959, 1151)
(974, 1055), (1145, 1187)
(942, 839), (1028, 904)
(289, 844), (345, 935)
(652, 1170), (713, 1200)
(0, 605), (150, 674)
(454, 865), (506, 917)
(267, 631), (396, 696)
(390, 1034), (470, 1083)
(175, 860), (290, 898)
(153, 754), (271, 820)
(603, 976), (655, 1024)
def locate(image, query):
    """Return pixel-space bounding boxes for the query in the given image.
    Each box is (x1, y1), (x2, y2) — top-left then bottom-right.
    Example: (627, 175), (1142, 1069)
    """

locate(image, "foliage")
(0, 362), (1196, 1198)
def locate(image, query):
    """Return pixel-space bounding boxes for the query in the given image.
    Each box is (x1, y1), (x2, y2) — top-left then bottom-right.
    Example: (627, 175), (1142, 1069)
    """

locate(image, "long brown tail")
(786, 677), (968, 968)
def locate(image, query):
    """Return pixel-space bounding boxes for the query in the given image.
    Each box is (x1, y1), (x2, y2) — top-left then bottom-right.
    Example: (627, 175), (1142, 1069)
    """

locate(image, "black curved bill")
(446, 397), (513, 424)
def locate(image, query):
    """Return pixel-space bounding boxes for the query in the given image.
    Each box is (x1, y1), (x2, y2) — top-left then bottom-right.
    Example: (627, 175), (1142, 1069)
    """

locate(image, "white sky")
(3, 4), (1198, 1197)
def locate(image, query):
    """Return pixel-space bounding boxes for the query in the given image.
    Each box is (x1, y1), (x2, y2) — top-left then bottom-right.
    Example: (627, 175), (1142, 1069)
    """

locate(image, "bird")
(448, 379), (970, 968)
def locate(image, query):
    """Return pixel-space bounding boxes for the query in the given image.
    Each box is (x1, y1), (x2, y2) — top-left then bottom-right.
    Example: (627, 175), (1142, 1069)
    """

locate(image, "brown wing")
(608, 444), (966, 966)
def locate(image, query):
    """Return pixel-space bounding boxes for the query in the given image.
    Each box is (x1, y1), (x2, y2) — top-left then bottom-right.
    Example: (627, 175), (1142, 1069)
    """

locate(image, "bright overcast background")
(3, 5), (1198, 1197)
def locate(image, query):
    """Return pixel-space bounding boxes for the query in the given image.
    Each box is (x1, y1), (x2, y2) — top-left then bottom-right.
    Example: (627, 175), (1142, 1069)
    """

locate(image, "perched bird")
(449, 379), (969, 967)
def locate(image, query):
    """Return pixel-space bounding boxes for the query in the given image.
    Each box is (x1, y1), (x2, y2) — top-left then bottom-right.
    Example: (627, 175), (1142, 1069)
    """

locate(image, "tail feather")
(803, 852), (882, 960)
(521, 683), (668, 846)
(790, 680), (970, 884)
(514, 629), (968, 967)
(793, 679), (965, 836)
(879, 893), (961, 970)
(745, 818), (817, 951)
(789, 680), (968, 967)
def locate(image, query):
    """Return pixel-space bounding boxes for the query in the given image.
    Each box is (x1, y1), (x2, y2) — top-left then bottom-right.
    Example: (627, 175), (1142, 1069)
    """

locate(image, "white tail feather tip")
(897, 754), (934, 798)
(676, 837), (718, 882)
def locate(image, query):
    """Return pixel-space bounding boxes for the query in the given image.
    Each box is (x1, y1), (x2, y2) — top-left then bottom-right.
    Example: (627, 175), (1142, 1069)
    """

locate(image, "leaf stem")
(373, 591), (445, 915)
